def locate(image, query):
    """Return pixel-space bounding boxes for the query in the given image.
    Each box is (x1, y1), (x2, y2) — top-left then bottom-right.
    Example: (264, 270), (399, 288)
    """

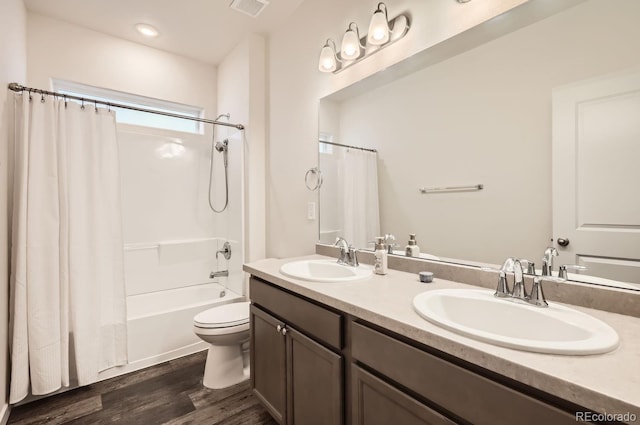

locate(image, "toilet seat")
(194, 301), (250, 329)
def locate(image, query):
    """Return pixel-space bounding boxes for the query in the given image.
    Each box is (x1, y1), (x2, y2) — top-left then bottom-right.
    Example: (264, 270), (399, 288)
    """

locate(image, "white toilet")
(193, 301), (251, 389)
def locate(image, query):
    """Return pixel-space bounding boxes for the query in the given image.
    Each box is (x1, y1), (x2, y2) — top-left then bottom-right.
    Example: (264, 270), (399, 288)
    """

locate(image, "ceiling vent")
(229, 0), (270, 18)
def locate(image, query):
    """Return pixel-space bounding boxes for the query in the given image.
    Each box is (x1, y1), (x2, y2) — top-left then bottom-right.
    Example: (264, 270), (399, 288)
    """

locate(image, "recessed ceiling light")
(135, 23), (159, 38)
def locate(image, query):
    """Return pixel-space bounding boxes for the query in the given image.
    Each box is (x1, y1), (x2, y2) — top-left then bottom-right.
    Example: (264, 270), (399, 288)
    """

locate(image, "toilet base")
(202, 344), (250, 389)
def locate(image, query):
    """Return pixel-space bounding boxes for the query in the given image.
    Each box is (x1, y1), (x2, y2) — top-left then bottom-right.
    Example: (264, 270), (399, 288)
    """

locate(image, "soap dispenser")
(405, 234), (420, 257)
(374, 237), (388, 275)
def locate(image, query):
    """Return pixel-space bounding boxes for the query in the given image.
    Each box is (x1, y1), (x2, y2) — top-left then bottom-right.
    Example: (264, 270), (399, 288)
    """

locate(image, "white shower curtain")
(337, 148), (380, 248)
(9, 94), (127, 404)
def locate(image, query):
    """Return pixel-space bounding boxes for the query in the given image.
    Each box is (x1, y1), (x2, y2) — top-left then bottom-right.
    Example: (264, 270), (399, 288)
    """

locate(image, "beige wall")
(26, 13), (217, 132)
(217, 34), (267, 265)
(266, 0), (563, 258)
(330, 0), (640, 265)
(0, 0), (27, 420)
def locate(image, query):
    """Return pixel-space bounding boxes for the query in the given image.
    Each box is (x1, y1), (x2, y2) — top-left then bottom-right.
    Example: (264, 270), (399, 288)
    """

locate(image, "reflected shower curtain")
(9, 94), (127, 403)
(338, 148), (380, 248)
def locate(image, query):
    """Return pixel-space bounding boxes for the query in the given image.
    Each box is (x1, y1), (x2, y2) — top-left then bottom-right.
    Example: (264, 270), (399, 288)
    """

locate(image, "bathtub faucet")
(210, 270), (229, 279)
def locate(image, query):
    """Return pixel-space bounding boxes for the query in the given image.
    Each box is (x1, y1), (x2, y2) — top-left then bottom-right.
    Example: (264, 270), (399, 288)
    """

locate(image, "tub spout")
(210, 270), (229, 279)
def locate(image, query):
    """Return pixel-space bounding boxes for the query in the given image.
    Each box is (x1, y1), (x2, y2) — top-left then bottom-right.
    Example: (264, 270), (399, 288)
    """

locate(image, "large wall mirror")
(317, 0), (640, 291)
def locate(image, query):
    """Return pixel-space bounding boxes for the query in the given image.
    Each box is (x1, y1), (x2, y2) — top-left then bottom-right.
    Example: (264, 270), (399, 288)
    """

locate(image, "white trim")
(0, 403), (10, 425)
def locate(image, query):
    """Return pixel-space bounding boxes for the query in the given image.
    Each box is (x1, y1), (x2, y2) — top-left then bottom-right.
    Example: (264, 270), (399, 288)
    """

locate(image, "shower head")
(215, 139), (229, 153)
(215, 113), (231, 121)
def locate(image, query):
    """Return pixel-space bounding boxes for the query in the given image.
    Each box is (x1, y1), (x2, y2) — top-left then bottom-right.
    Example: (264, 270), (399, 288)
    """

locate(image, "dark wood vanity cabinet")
(350, 321), (591, 425)
(249, 276), (598, 425)
(250, 306), (287, 423)
(250, 277), (343, 425)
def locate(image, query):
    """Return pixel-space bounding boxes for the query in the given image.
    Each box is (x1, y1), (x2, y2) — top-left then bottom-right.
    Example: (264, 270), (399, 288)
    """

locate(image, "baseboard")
(0, 402), (10, 425)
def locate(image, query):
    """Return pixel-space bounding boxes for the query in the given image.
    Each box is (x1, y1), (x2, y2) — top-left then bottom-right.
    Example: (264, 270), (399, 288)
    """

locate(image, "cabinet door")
(287, 327), (343, 425)
(352, 366), (457, 425)
(251, 305), (287, 424)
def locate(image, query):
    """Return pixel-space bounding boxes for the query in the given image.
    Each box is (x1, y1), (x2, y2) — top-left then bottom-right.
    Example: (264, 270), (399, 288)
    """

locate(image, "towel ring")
(305, 167), (323, 191)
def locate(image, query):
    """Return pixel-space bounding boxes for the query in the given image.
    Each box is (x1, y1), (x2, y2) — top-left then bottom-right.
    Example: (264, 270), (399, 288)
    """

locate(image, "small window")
(52, 79), (204, 134)
(319, 133), (334, 154)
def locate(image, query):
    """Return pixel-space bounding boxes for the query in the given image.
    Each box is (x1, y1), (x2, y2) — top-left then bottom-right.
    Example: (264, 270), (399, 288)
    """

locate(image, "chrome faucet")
(383, 234), (397, 254)
(494, 257), (548, 307)
(334, 237), (359, 267)
(210, 270), (229, 279)
(542, 245), (558, 276)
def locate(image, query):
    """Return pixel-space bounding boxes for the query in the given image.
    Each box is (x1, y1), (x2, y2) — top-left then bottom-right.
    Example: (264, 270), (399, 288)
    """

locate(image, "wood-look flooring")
(8, 351), (277, 425)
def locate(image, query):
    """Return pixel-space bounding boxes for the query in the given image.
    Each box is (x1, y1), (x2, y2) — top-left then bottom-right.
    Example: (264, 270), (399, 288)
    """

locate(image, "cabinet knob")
(276, 324), (282, 334)
(281, 327), (288, 336)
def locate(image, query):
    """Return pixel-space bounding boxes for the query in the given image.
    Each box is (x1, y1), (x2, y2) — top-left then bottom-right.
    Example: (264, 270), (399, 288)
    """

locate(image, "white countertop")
(244, 254), (640, 417)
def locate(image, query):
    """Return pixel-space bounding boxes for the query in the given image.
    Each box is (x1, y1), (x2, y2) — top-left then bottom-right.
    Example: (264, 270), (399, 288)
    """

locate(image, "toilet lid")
(194, 301), (250, 328)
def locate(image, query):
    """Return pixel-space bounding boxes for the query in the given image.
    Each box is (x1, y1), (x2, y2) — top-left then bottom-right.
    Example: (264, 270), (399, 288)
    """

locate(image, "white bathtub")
(98, 283), (243, 381)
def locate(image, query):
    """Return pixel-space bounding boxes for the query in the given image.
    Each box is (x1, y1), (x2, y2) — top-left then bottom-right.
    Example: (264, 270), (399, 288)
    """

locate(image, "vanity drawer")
(351, 321), (582, 425)
(352, 364), (457, 425)
(250, 277), (342, 350)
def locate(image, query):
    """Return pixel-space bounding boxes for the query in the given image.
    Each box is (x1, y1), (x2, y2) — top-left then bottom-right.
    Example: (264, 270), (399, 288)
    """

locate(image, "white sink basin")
(412, 289), (619, 355)
(280, 259), (373, 283)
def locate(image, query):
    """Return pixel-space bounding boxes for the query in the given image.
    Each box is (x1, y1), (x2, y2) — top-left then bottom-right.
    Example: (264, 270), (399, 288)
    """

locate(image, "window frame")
(52, 79), (205, 134)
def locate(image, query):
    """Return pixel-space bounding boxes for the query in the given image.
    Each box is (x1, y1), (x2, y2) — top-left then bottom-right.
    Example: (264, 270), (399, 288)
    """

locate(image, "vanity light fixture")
(318, 39), (341, 72)
(341, 22), (365, 60)
(135, 23), (159, 38)
(318, 2), (409, 74)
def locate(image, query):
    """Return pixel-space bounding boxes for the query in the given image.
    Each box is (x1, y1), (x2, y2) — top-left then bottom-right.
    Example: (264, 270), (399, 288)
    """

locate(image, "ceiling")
(24, 0), (305, 65)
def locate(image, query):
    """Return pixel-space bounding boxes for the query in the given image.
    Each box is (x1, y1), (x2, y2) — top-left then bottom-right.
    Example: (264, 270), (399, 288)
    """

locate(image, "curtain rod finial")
(8, 83), (24, 92)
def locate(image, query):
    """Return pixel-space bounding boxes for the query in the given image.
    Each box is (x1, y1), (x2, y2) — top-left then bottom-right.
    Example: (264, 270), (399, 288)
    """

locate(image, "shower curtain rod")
(7, 83), (245, 130)
(320, 140), (377, 153)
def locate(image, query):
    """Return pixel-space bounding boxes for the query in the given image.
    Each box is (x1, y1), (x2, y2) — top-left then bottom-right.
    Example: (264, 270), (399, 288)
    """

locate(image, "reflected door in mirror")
(553, 69), (640, 288)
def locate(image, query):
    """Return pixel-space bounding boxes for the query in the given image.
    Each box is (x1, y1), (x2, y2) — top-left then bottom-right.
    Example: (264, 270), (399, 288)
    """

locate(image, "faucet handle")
(526, 262), (536, 275)
(557, 264), (587, 279)
(494, 271), (511, 298)
(216, 241), (232, 260)
(528, 276), (548, 307)
(348, 245), (359, 267)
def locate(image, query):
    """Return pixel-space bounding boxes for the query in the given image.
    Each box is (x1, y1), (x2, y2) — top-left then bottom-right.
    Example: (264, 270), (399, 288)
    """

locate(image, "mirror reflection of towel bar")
(419, 184), (483, 194)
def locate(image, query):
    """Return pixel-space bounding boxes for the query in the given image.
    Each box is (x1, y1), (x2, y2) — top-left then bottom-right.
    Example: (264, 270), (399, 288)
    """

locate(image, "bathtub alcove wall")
(111, 123), (245, 378)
